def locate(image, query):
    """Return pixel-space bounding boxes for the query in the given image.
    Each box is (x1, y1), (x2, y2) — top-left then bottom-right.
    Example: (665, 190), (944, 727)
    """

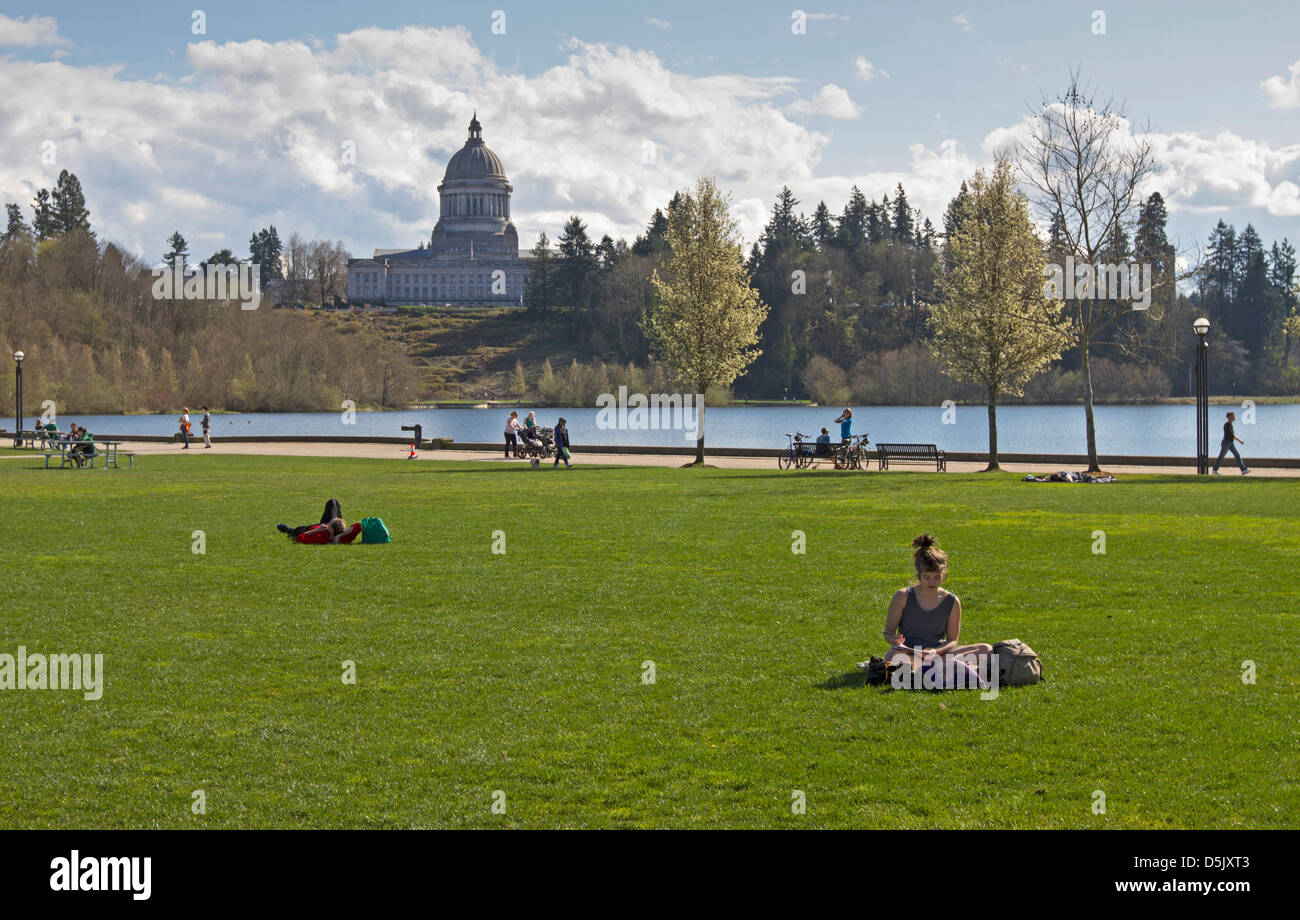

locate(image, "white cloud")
(806, 13), (851, 21)
(853, 56), (889, 82)
(0, 13), (70, 48)
(644, 18), (671, 29)
(952, 13), (972, 32)
(787, 84), (861, 119)
(0, 23), (1294, 265)
(1261, 59), (1300, 108)
(981, 107), (1300, 220)
(0, 28), (829, 255)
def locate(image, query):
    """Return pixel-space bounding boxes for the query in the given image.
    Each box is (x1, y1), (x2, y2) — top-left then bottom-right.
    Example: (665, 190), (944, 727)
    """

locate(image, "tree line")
(517, 162), (1295, 411)
(0, 174), (418, 416)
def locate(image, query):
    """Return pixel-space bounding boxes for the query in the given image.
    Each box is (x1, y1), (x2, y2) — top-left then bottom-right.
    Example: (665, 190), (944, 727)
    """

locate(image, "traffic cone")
(407, 443), (416, 459)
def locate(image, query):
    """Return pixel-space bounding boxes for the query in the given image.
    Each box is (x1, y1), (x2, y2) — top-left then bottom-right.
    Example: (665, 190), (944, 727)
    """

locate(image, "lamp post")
(1193, 318), (1210, 474)
(12, 350), (23, 448)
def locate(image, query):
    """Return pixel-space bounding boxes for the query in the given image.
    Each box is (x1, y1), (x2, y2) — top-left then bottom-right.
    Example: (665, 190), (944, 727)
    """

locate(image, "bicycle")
(778, 432), (816, 469)
(833, 433), (871, 470)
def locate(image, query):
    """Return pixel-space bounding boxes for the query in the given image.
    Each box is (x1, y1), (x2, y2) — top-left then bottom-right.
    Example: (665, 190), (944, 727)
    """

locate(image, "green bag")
(561, 447), (571, 460)
(360, 517), (390, 544)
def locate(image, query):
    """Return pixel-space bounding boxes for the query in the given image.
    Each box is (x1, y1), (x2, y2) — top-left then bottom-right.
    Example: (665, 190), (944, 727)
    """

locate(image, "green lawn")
(1, 455), (1295, 828)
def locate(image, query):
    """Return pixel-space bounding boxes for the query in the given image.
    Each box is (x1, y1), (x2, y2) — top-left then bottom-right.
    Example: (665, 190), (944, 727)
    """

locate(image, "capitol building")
(346, 114), (531, 306)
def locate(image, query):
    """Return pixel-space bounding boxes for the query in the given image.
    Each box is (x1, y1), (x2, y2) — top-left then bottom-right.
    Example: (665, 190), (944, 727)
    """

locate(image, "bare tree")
(1017, 71), (1157, 471)
(283, 232), (311, 304)
(309, 239), (350, 306)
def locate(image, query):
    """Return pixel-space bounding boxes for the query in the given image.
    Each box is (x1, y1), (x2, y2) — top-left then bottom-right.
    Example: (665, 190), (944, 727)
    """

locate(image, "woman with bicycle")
(875, 533), (992, 678)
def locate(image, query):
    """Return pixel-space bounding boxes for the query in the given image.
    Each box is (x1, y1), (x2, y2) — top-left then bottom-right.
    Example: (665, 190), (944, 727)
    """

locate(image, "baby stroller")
(519, 426), (556, 460)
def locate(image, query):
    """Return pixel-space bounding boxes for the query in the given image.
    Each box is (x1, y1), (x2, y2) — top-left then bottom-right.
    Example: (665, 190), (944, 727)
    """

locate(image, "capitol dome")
(429, 112), (519, 260)
(443, 114), (506, 180)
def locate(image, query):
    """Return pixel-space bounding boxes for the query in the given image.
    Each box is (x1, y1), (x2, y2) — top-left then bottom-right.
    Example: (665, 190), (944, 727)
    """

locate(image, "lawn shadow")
(816, 669), (878, 691)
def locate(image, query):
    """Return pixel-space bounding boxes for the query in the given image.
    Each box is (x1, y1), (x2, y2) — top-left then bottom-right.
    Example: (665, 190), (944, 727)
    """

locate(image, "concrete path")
(22, 440), (1282, 478)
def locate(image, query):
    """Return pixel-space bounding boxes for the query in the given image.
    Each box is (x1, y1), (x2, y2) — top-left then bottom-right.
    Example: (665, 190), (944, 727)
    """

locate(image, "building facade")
(346, 114), (530, 306)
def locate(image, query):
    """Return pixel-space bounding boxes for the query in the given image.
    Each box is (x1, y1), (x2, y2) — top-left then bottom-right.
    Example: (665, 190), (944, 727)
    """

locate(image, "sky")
(1, 0), (1297, 264)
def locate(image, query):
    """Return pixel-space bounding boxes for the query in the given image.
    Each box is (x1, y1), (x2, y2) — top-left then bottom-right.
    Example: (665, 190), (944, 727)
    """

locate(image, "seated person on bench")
(814, 428), (831, 456)
(70, 425), (96, 466)
(276, 498), (362, 544)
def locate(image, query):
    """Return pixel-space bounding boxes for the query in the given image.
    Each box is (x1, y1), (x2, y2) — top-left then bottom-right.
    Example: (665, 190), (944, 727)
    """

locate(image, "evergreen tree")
(632, 208), (670, 256)
(917, 218), (937, 251)
(595, 234), (618, 271)
(556, 215), (597, 308)
(759, 186), (809, 257)
(249, 226), (284, 287)
(1235, 225), (1274, 353)
(810, 201), (835, 249)
(32, 188), (57, 241)
(1134, 192), (1170, 263)
(943, 181), (970, 243)
(941, 182), (973, 272)
(164, 231), (189, 269)
(205, 248), (236, 264)
(836, 186), (869, 249)
(4, 203), (28, 239)
(1201, 220), (1237, 335)
(1270, 239), (1297, 308)
(52, 170), (92, 236)
(864, 198), (889, 245)
(891, 183), (915, 245)
(524, 232), (555, 314)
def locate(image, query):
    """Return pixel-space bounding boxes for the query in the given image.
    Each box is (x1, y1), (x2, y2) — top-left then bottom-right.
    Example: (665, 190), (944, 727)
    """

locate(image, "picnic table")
(13, 428), (49, 448)
(40, 437), (133, 469)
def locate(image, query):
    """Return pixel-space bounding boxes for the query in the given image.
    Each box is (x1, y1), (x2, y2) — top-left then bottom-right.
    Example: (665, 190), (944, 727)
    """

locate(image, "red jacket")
(295, 522), (362, 544)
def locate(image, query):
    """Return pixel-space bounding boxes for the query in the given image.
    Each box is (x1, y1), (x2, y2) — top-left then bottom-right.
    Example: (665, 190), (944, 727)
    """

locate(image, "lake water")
(36, 403), (1299, 457)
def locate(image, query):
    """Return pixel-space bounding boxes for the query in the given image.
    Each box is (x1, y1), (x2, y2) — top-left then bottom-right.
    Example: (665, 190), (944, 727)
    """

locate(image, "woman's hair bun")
(911, 532), (936, 550)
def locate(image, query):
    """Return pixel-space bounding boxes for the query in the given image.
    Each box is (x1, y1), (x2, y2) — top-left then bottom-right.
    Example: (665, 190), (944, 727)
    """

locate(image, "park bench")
(876, 442), (947, 472)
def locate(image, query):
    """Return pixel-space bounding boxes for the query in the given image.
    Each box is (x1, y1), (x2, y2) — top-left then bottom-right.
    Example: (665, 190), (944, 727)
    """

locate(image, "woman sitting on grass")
(876, 533), (991, 677)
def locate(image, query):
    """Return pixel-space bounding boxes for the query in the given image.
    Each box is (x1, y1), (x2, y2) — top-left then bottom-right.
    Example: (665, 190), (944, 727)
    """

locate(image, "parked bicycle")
(778, 432), (817, 470)
(833, 433), (871, 470)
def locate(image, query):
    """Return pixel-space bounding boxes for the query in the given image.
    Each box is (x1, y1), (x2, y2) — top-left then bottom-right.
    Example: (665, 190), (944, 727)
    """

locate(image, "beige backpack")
(991, 639), (1043, 686)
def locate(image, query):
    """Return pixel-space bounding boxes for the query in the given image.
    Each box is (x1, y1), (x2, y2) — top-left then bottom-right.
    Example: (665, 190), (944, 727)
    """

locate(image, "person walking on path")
(1212, 411), (1250, 475)
(552, 417), (572, 468)
(504, 410), (523, 458)
(178, 407), (191, 449)
(201, 406), (212, 448)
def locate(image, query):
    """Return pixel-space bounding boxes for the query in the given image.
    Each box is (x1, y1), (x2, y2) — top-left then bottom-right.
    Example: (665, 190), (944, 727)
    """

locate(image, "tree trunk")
(1081, 338), (1100, 472)
(694, 395), (706, 465)
(984, 399), (1000, 471)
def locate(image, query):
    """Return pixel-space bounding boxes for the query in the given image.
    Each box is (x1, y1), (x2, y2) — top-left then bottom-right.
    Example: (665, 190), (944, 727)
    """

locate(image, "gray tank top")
(899, 587), (955, 648)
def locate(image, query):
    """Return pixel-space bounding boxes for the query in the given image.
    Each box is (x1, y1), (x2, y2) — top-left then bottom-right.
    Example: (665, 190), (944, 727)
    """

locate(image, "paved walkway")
(8, 440), (1281, 477)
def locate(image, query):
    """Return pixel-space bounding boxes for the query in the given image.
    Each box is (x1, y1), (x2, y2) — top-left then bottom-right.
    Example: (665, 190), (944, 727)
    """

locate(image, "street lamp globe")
(13, 350), (23, 363)
(1193, 317), (1210, 336)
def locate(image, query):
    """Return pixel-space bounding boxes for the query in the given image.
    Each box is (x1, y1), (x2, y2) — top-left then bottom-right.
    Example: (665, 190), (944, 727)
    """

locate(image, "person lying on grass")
(276, 499), (362, 544)
(865, 532), (992, 679)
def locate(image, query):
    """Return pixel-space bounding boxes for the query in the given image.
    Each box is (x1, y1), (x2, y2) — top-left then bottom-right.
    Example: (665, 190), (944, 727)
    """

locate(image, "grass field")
(2, 455), (1296, 828)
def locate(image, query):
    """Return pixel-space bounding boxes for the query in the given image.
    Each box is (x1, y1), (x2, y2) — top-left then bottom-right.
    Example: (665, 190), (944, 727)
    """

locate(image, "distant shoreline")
(28, 395), (1300, 416)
